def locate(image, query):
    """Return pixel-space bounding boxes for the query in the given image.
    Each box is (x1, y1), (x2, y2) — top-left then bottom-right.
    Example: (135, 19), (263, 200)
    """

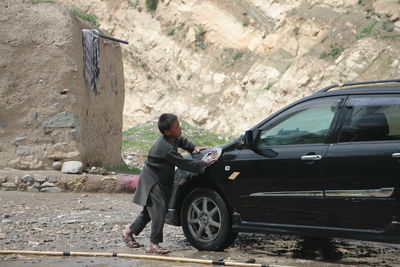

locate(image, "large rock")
(8, 156), (44, 170)
(61, 161), (84, 174)
(45, 142), (80, 160)
(42, 112), (79, 129)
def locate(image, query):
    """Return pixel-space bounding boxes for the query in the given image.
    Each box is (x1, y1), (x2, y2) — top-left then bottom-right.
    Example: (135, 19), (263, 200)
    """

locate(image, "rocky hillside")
(61, 0), (400, 135)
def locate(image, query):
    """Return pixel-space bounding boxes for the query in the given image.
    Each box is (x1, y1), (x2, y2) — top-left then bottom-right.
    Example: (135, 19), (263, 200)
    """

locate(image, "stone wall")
(0, 2), (125, 169)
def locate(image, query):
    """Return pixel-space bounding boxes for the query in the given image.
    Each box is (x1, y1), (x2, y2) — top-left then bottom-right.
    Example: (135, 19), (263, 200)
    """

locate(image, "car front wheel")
(181, 187), (237, 251)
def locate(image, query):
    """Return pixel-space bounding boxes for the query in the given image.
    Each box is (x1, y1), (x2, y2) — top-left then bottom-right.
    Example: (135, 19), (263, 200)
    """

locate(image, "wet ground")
(1, 191), (399, 267)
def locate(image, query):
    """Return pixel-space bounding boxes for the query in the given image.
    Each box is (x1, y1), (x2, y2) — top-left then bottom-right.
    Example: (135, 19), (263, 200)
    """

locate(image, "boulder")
(61, 161), (84, 174)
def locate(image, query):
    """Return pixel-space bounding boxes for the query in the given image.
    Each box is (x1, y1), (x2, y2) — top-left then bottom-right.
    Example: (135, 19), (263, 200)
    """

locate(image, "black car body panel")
(166, 80), (400, 247)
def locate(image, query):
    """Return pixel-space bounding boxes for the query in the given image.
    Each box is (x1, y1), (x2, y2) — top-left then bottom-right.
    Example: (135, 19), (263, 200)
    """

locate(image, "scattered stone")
(28, 241), (40, 247)
(1, 219), (14, 225)
(40, 187), (62, 193)
(0, 176), (7, 184)
(13, 175), (20, 184)
(15, 136), (28, 142)
(22, 174), (33, 183)
(3, 213), (11, 218)
(18, 182), (27, 191)
(70, 129), (79, 141)
(40, 181), (55, 188)
(61, 161), (83, 174)
(1, 182), (17, 189)
(32, 182), (41, 188)
(16, 146), (32, 156)
(32, 111), (39, 120)
(35, 137), (54, 143)
(34, 174), (47, 182)
(48, 176), (59, 183)
(52, 161), (63, 170)
(27, 186), (39, 192)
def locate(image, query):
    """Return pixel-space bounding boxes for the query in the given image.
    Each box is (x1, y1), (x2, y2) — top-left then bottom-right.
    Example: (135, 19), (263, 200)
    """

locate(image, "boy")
(122, 113), (218, 254)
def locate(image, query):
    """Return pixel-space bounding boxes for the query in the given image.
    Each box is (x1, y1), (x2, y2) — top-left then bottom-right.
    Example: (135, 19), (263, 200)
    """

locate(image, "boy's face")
(165, 119), (182, 138)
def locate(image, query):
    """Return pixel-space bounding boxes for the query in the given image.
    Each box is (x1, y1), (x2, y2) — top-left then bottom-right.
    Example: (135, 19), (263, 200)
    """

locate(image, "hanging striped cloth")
(82, 29), (100, 95)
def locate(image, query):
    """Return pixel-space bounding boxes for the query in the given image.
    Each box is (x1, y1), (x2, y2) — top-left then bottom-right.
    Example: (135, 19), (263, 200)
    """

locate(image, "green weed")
(233, 52), (244, 61)
(196, 41), (207, 50)
(320, 44), (344, 60)
(356, 21), (378, 39)
(167, 29), (175, 36)
(105, 165), (141, 174)
(71, 7), (99, 27)
(145, 0), (157, 12)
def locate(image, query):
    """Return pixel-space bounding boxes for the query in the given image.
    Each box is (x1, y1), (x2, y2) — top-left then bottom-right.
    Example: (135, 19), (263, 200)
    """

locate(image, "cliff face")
(58, 0), (400, 136)
(5, 0), (400, 141)
(0, 2), (125, 169)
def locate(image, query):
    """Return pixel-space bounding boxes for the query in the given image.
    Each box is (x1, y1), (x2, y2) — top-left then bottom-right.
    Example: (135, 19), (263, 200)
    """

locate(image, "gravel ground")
(1, 191), (400, 267)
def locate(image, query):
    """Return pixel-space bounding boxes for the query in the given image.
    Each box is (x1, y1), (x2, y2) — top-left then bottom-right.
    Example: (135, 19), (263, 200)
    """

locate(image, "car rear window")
(339, 95), (400, 142)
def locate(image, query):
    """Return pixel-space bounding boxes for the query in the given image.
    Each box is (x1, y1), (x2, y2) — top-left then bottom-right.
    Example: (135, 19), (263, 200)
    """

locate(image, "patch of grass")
(320, 44), (344, 60)
(196, 41), (207, 50)
(106, 165), (141, 174)
(145, 0), (157, 12)
(382, 20), (394, 32)
(128, 0), (139, 8)
(167, 29), (175, 36)
(193, 24), (207, 50)
(122, 120), (234, 153)
(71, 7), (99, 27)
(356, 21), (378, 39)
(264, 83), (274, 90)
(233, 51), (244, 61)
(180, 121), (234, 147)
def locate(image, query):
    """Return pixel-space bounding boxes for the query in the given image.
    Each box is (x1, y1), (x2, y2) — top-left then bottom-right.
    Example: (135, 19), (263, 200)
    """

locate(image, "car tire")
(181, 187), (237, 251)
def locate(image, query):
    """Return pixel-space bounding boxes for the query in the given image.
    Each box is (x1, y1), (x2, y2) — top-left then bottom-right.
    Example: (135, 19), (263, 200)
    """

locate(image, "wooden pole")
(0, 250), (278, 267)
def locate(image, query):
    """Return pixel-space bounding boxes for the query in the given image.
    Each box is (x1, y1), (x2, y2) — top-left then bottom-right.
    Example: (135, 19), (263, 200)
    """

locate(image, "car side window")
(256, 97), (343, 147)
(339, 95), (400, 142)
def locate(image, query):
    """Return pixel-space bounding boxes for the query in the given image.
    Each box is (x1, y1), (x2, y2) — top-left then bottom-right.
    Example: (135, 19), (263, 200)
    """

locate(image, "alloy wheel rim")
(187, 196), (222, 242)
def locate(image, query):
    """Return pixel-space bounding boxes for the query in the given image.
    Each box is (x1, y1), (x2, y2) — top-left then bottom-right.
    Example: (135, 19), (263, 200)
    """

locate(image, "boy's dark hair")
(158, 113), (178, 134)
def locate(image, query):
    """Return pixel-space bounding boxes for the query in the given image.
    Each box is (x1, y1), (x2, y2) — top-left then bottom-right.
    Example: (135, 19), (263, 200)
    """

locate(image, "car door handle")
(301, 155), (322, 161)
(392, 153), (400, 158)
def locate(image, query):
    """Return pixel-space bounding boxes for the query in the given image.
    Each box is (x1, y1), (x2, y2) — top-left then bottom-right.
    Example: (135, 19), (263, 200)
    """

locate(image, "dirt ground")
(1, 191), (400, 267)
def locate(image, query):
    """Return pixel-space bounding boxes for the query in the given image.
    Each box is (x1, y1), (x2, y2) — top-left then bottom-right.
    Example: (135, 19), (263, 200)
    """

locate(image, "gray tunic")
(133, 135), (207, 206)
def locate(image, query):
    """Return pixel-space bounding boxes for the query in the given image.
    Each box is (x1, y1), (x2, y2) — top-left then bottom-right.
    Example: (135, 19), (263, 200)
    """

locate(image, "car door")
(324, 95), (400, 230)
(230, 96), (345, 227)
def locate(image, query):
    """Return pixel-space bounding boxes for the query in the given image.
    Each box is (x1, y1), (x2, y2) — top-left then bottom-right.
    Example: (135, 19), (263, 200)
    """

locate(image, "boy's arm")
(165, 147), (207, 173)
(178, 137), (211, 153)
(177, 136), (196, 153)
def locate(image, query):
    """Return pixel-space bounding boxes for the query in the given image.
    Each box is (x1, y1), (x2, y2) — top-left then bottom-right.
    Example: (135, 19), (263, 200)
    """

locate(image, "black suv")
(166, 79), (400, 251)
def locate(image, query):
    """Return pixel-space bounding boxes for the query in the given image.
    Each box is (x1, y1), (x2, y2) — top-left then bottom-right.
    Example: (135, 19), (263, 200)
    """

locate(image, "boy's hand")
(202, 150), (219, 166)
(194, 146), (211, 153)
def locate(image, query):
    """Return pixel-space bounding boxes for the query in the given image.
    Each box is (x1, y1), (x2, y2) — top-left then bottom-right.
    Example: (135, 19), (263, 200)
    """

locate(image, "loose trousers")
(129, 184), (167, 244)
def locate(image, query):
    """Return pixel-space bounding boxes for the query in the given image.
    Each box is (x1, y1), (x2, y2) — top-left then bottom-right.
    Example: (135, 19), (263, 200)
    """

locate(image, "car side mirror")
(240, 130), (261, 147)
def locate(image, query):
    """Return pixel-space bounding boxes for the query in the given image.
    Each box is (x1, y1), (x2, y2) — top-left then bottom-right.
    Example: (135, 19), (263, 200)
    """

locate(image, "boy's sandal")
(145, 245), (170, 254)
(122, 230), (142, 248)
